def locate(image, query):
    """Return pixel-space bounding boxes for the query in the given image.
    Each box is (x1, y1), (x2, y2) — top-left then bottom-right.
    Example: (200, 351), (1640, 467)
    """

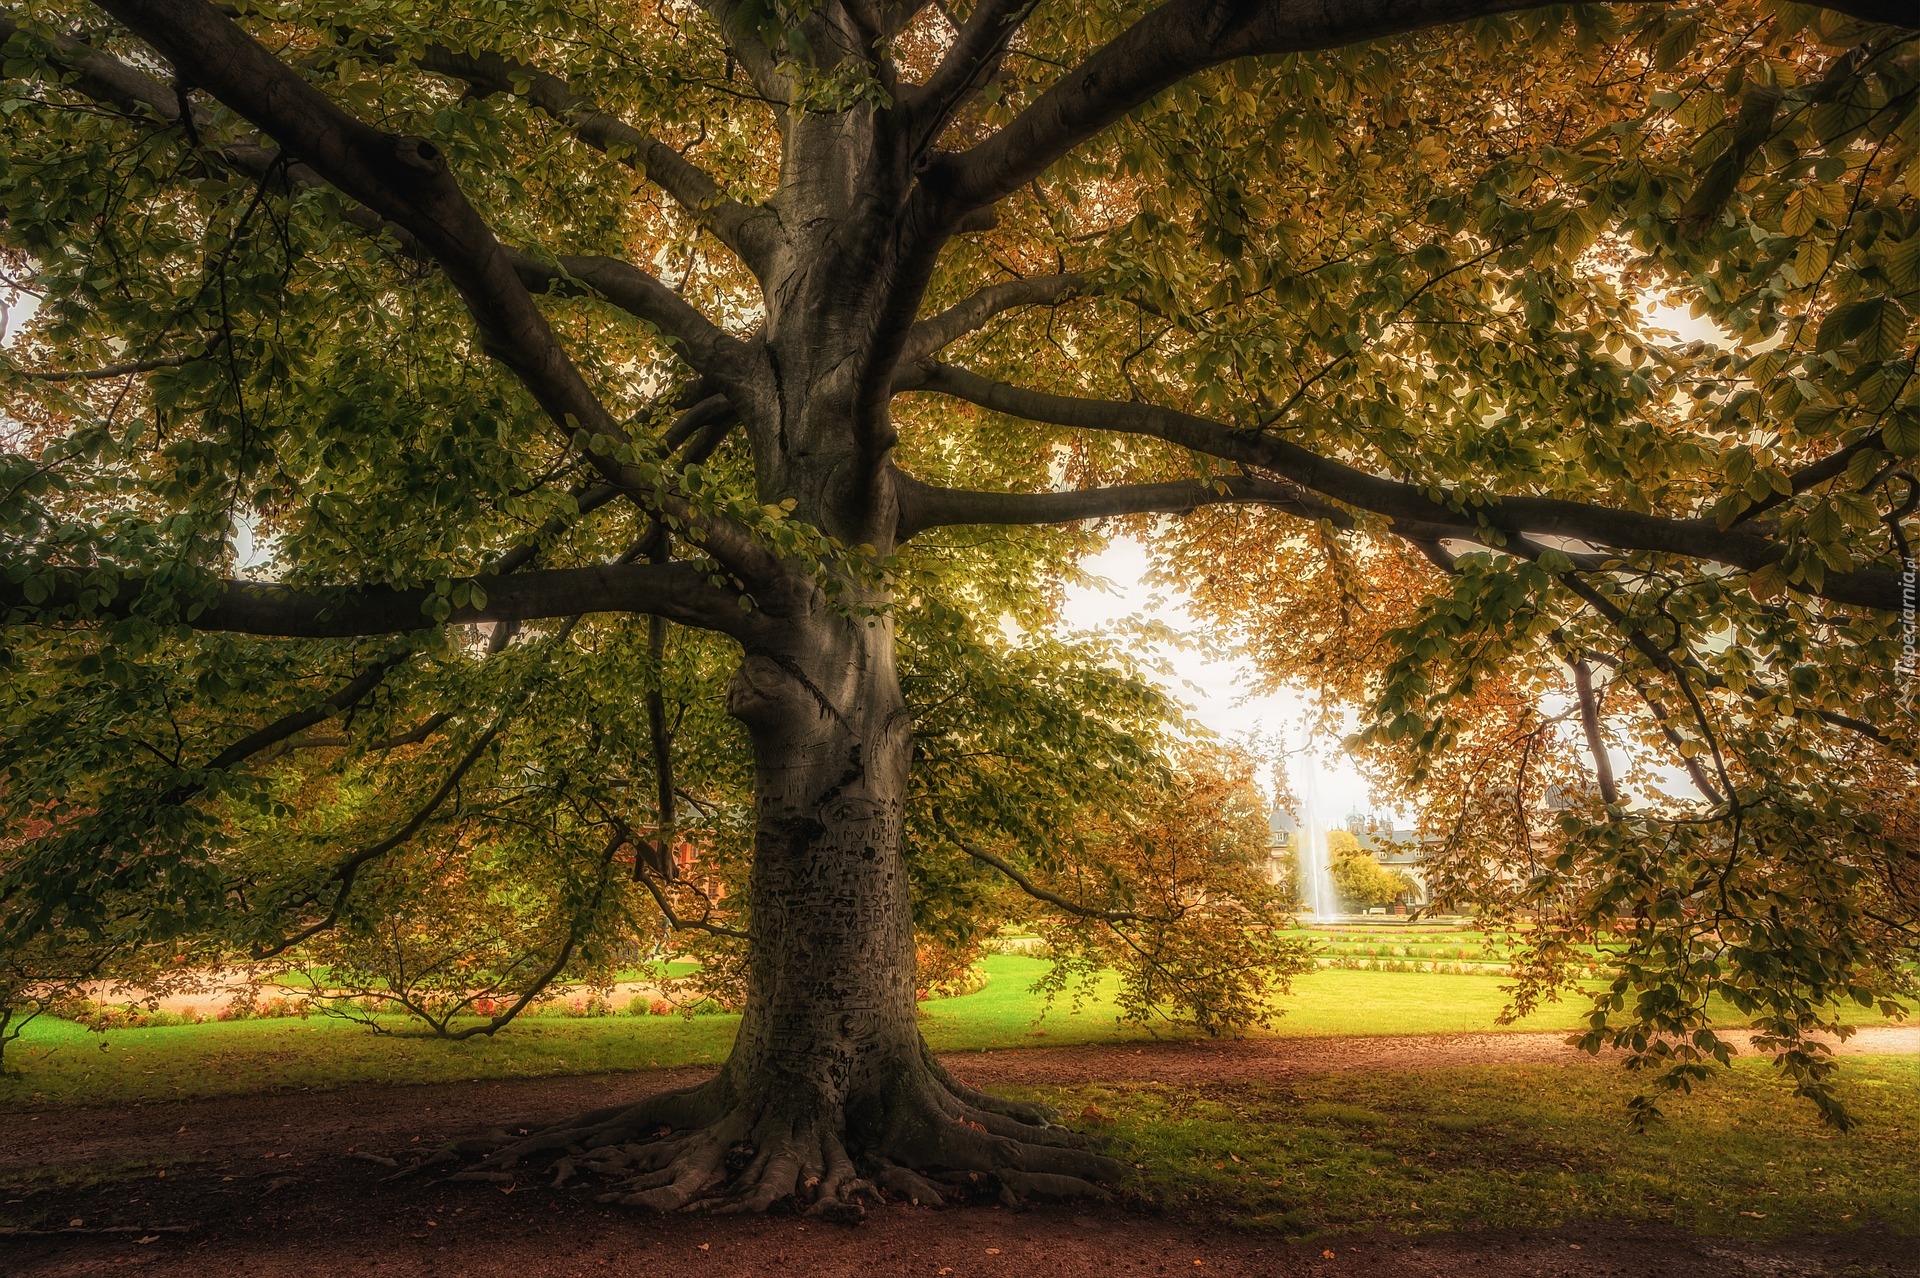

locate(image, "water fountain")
(1292, 735), (1340, 920)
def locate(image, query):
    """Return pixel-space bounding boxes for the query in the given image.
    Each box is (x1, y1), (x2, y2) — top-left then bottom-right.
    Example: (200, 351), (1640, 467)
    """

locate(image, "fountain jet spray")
(1293, 733), (1339, 920)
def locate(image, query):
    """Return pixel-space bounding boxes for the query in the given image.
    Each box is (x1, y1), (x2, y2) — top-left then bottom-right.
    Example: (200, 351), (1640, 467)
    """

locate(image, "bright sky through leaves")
(1059, 535), (1377, 817)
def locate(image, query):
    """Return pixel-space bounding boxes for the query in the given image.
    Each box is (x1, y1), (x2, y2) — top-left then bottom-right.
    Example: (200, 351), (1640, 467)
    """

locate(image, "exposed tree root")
(428, 1043), (1126, 1217)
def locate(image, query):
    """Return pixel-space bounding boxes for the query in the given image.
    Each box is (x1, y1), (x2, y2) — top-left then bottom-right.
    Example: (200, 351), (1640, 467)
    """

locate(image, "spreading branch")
(250, 689), (526, 959)
(507, 251), (750, 380)
(200, 653), (412, 774)
(900, 273), (1084, 362)
(438, 827), (631, 1041)
(92, 0), (771, 573)
(903, 362), (1906, 612)
(1567, 654), (1620, 807)
(5, 352), (200, 381)
(4, 9), (750, 380)
(918, 0), (1916, 218)
(412, 44), (780, 274)
(635, 864), (751, 939)
(907, 0), (1041, 156)
(3, 561), (753, 639)
(960, 839), (1177, 925)
(892, 467), (1348, 538)
(251, 616), (587, 959)
(0, 6), (418, 251)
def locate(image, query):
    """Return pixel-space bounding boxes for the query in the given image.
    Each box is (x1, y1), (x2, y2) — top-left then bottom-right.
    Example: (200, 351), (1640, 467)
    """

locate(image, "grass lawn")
(0, 1011), (742, 1109)
(1029, 1056), (1920, 1241)
(0, 959), (1598, 1108)
(916, 957), (1597, 1050)
(2, 956), (1900, 1109)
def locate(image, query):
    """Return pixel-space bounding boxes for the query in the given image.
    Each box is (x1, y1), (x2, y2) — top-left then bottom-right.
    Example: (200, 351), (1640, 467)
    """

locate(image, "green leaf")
(1781, 190), (1816, 237)
(1856, 300), (1910, 364)
(1886, 235), (1920, 292)
(1885, 412), (1920, 457)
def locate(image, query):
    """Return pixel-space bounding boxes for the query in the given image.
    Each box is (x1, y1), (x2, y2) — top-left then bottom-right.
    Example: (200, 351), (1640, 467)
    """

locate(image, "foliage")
(1325, 830), (1417, 910)
(1142, 5), (1920, 1120)
(1028, 762), (1315, 1035)
(289, 835), (628, 1036)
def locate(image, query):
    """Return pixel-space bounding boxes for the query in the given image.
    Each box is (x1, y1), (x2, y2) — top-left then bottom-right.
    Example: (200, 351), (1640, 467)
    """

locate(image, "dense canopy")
(1, 0), (1916, 1210)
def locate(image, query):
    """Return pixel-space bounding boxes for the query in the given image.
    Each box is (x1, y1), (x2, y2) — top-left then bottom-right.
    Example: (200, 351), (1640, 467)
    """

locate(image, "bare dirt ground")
(4, 1028), (1916, 1277)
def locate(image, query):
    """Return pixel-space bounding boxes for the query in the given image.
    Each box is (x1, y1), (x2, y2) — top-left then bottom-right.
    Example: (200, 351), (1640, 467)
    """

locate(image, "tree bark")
(719, 606), (921, 1146)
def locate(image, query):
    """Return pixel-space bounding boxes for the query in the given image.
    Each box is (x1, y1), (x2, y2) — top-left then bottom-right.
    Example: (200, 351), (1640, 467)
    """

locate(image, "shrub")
(48, 999), (244, 1031)
(555, 993), (615, 1018)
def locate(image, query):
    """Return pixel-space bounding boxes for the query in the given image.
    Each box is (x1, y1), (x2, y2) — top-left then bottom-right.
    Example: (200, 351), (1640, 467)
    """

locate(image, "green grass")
(1024, 1056), (1920, 1241)
(0, 1009), (742, 1108)
(917, 957), (1597, 1049)
(0, 955), (1902, 1109)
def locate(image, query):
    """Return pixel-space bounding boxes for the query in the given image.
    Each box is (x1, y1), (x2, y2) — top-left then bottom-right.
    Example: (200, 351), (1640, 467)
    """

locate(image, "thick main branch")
(892, 468), (1347, 538)
(92, 0), (770, 544)
(905, 362), (1906, 612)
(3, 562), (750, 639)
(920, 0), (1915, 216)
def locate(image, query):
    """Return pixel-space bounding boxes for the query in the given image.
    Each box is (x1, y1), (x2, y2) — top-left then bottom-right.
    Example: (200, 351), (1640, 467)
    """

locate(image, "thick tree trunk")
(468, 593), (1122, 1212)
(459, 130), (1128, 1209)
(716, 607), (922, 1144)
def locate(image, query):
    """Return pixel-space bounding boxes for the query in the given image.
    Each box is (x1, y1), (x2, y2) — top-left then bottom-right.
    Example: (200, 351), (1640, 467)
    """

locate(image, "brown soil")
(4, 1029), (1915, 1277)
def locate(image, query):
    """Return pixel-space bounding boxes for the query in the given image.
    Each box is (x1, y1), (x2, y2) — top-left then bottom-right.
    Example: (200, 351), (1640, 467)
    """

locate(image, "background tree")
(1, 0), (1916, 1208)
(1325, 829), (1415, 910)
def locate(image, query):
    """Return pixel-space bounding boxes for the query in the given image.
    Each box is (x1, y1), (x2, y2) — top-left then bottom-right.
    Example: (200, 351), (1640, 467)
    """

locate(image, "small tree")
(1326, 831), (1414, 911)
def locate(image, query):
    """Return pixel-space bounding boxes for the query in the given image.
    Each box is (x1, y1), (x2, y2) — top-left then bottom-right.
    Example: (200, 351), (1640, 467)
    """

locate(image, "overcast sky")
(1055, 535), (1381, 821)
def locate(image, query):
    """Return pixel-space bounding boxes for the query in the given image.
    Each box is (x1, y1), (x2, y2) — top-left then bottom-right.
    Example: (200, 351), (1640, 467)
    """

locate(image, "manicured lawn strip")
(0, 1010), (741, 1109)
(917, 959), (1596, 1049)
(918, 957), (1900, 1045)
(2, 957), (1901, 1109)
(1025, 1056), (1920, 1241)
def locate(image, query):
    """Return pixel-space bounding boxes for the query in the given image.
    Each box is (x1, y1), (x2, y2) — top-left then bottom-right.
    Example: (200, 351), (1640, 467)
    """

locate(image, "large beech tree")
(2, 0), (1918, 1211)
